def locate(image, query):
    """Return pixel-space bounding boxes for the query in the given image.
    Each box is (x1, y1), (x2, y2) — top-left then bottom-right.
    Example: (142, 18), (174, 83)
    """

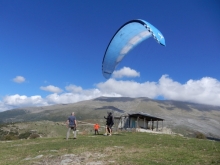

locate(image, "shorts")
(69, 125), (76, 131)
(107, 124), (113, 129)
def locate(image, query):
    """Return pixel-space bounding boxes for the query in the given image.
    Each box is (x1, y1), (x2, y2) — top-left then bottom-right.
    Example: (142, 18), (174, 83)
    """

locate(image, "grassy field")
(1, 131), (220, 165)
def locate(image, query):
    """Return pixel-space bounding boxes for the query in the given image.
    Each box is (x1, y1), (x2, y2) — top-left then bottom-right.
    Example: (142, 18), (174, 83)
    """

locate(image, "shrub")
(9, 131), (19, 136)
(195, 132), (206, 139)
(29, 133), (40, 139)
(0, 129), (9, 136)
(18, 132), (32, 139)
(4, 134), (19, 140)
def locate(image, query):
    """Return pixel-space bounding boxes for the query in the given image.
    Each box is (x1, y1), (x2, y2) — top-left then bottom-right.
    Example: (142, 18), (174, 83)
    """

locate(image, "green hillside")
(1, 130), (220, 165)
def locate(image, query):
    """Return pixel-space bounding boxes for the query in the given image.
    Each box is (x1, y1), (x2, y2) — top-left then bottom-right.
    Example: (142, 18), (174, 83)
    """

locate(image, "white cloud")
(97, 78), (159, 98)
(1, 72), (220, 112)
(0, 94), (48, 111)
(112, 67), (140, 78)
(97, 75), (220, 106)
(65, 84), (83, 93)
(40, 85), (63, 93)
(13, 76), (25, 83)
(46, 91), (99, 104)
(158, 75), (220, 105)
(3, 95), (46, 106)
(0, 86), (120, 112)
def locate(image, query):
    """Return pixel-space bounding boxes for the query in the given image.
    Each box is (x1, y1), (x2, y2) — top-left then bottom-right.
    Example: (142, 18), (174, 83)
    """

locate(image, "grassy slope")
(1, 132), (220, 165)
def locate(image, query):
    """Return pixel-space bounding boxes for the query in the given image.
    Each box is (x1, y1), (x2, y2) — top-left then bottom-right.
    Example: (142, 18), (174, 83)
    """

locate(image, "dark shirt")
(105, 114), (114, 126)
(68, 116), (76, 126)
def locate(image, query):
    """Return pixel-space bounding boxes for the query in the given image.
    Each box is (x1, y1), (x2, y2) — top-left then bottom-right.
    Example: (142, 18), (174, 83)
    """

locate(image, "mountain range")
(0, 97), (220, 138)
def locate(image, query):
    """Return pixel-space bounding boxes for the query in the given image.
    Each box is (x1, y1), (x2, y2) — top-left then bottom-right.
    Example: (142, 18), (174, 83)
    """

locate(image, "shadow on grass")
(63, 138), (77, 140)
(92, 133), (126, 136)
(62, 133), (126, 140)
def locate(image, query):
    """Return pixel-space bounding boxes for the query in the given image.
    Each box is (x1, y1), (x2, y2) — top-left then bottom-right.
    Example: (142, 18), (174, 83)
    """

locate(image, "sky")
(0, 0), (220, 112)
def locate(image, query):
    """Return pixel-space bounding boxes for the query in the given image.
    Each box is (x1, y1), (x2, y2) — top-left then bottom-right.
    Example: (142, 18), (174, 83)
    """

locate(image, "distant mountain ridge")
(0, 96), (220, 138)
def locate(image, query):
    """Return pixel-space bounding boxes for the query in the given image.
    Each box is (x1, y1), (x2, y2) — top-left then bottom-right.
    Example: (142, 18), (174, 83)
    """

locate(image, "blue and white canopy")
(102, 19), (165, 79)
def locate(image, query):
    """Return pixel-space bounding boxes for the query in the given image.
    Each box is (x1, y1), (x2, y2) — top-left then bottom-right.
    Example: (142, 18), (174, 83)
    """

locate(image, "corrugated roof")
(129, 112), (164, 121)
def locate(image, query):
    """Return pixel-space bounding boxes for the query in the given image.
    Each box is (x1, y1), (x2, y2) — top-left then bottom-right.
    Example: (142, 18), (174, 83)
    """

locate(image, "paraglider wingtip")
(160, 42), (166, 46)
(103, 72), (112, 79)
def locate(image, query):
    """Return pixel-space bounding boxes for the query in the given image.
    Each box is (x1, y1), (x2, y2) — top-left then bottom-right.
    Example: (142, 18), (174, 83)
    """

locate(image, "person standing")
(94, 123), (100, 135)
(66, 112), (77, 140)
(104, 112), (114, 136)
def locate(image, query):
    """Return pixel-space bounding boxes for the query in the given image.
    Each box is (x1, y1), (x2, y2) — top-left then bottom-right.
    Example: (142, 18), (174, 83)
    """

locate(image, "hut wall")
(118, 116), (129, 129)
(137, 118), (146, 128)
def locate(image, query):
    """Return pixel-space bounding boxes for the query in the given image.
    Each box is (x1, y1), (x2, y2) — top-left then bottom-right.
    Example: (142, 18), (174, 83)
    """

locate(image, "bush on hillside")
(29, 133), (40, 139)
(18, 132), (32, 139)
(195, 132), (206, 139)
(0, 129), (9, 136)
(9, 131), (19, 136)
(4, 134), (19, 140)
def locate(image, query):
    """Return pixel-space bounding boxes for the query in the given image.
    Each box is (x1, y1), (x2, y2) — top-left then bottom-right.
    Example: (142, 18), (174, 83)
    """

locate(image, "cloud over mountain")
(1, 67), (220, 112)
(40, 85), (63, 93)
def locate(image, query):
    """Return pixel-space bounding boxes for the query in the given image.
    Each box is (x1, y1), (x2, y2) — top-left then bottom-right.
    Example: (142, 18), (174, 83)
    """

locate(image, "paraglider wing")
(102, 19), (165, 79)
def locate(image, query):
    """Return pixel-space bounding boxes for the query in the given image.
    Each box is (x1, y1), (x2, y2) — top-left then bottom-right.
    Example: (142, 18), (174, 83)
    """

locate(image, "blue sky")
(0, 0), (220, 111)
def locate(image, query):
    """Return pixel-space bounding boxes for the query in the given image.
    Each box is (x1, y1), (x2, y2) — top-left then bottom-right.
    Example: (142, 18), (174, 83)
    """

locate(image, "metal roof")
(129, 112), (164, 121)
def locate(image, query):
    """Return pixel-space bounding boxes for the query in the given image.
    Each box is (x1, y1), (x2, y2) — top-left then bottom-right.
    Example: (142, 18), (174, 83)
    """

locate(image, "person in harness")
(104, 112), (114, 136)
